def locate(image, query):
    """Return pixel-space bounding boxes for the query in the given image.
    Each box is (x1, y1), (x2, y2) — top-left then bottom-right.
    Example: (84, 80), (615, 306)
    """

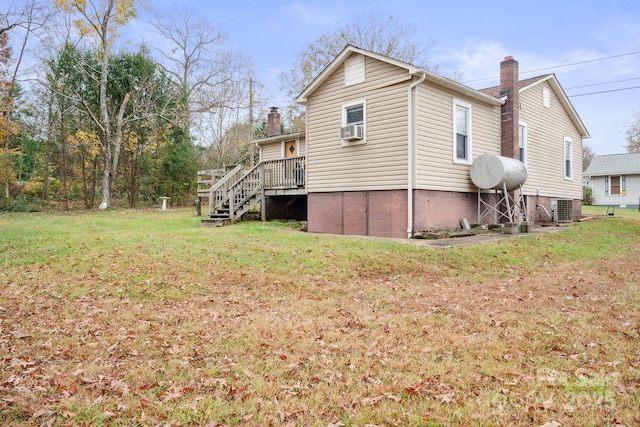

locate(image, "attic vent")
(345, 55), (365, 86)
(556, 199), (572, 222)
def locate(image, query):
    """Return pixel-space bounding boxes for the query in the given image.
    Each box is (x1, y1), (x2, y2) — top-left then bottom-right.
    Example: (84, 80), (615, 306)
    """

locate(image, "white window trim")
(564, 137), (572, 180)
(341, 100), (366, 146)
(519, 121), (528, 167)
(452, 98), (472, 165)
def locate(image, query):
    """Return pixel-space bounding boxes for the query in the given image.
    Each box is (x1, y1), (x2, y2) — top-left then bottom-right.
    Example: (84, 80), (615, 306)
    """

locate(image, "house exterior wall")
(301, 48), (587, 235)
(261, 141), (282, 162)
(414, 83), (502, 192)
(589, 174), (640, 207)
(259, 136), (306, 162)
(305, 54), (412, 193)
(519, 81), (584, 200)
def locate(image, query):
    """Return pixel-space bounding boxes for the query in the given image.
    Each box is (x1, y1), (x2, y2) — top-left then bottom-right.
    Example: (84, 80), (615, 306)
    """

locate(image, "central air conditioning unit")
(556, 199), (573, 222)
(340, 124), (363, 140)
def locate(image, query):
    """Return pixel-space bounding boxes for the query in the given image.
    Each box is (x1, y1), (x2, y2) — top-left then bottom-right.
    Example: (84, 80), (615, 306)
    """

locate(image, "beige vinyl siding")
(259, 136), (306, 162)
(298, 138), (306, 158)
(414, 83), (501, 191)
(260, 141), (282, 162)
(519, 81), (583, 199)
(306, 55), (411, 192)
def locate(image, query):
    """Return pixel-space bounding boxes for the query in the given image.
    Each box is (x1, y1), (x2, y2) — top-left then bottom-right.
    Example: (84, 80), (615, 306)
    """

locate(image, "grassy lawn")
(1, 209), (639, 426)
(582, 205), (640, 219)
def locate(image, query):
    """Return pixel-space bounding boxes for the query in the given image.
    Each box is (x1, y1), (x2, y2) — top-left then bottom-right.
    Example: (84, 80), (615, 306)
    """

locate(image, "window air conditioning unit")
(340, 124), (363, 140)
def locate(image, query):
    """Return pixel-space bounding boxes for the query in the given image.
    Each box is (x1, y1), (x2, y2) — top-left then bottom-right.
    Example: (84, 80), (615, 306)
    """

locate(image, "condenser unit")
(556, 199), (573, 222)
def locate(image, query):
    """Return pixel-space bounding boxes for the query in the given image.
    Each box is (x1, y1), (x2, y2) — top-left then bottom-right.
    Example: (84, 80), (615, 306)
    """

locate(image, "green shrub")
(582, 186), (593, 205)
(0, 196), (40, 212)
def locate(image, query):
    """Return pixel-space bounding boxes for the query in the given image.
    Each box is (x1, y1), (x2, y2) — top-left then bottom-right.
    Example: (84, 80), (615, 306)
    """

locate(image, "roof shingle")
(584, 152), (640, 176)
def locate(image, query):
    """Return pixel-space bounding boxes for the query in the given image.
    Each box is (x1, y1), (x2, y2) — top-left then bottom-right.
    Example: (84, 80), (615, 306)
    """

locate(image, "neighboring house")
(201, 45), (589, 238)
(583, 153), (640, 208)
(293, 45), (589, 238)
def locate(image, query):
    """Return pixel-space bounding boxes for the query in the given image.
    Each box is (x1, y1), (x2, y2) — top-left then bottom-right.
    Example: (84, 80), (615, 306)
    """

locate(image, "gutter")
(407, 72), (426, 238)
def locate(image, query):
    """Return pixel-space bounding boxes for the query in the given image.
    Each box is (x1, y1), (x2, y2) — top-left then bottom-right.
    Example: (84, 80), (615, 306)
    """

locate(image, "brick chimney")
(267, 106), (281, 137)
(499, 56), (519, 159)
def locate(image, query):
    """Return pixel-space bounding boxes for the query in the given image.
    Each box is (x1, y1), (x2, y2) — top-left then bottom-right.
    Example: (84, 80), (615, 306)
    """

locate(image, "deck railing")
(208, 164), (243, 216)
(262, 156), (305, 190)
(203, 157), (306, 220)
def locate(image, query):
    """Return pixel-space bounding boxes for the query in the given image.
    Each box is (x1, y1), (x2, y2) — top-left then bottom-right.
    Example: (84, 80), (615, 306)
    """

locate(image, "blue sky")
(132, 0), (640, 156)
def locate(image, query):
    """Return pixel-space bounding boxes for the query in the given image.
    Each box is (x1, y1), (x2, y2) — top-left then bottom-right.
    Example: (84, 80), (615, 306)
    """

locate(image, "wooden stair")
(201, 163), (263, 227)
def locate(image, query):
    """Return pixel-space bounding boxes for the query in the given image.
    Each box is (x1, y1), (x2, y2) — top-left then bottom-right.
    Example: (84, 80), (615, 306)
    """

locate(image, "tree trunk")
(42, 89), (56, 201)
(99, 90), (130, 209)
(60, 109), (69, 211)
(89, 156), (98, 209)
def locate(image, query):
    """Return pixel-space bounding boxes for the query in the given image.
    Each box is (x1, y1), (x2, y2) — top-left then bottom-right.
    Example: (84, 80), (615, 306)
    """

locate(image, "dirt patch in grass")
(1, 216), (639, 426)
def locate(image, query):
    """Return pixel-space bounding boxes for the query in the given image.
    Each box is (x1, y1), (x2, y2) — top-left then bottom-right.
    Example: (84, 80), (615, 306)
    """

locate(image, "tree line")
(1, 0), (271, 211)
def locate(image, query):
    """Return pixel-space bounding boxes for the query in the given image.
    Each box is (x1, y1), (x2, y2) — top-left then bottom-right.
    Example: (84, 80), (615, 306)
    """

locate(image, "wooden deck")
(262, 156), (306, 195)
(198, 157), (306, 226)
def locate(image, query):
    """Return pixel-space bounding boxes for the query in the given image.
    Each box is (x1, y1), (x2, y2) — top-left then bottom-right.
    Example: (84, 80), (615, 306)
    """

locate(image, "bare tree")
(582, 144), (595, 171)
(195, 58), (263, 168)
(280, 13), (435, 104)
(150, 9), (268, 169)
(150, 9), (232, 139)
(626, 111), (640, 153)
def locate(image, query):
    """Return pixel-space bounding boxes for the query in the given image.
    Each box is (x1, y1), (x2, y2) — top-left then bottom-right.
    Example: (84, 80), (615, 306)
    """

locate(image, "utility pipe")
(407, 72), (426, 238)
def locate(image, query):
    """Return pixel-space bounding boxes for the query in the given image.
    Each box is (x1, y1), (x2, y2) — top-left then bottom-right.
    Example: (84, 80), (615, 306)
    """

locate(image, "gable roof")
(480, 74), (590, 138)
(584, 152), (640, 176)
(295, 45), (502, 106)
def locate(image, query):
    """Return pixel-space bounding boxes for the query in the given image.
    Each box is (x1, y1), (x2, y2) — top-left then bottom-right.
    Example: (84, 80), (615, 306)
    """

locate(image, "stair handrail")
(228, 162), (263, 221)
(208, 164), (243, 216)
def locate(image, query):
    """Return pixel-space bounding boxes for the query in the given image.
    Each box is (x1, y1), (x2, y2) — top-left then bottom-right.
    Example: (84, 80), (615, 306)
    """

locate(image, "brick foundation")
(308, 189), (482, 238)
(308, 190), (586, 238)
(308, 191), (408, 238)
(413, 189), (479, 231)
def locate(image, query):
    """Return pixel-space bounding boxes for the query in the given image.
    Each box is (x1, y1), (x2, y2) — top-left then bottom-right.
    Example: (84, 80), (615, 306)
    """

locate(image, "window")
(346, 104), (363, 125)
(606, 175), (626, 196)
(518, 122), (527, 166)
(341, 100), (366, 145)
(345, 55), (365, 86)
(543, 87), (551, 108)
(453, 99), (472, 164)
(564, 138), (572, 179)
(610, 176), (621, 195)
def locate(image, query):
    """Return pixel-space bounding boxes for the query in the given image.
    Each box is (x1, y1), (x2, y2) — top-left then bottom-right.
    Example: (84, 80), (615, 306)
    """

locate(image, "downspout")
(407, 72), (426, 238)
